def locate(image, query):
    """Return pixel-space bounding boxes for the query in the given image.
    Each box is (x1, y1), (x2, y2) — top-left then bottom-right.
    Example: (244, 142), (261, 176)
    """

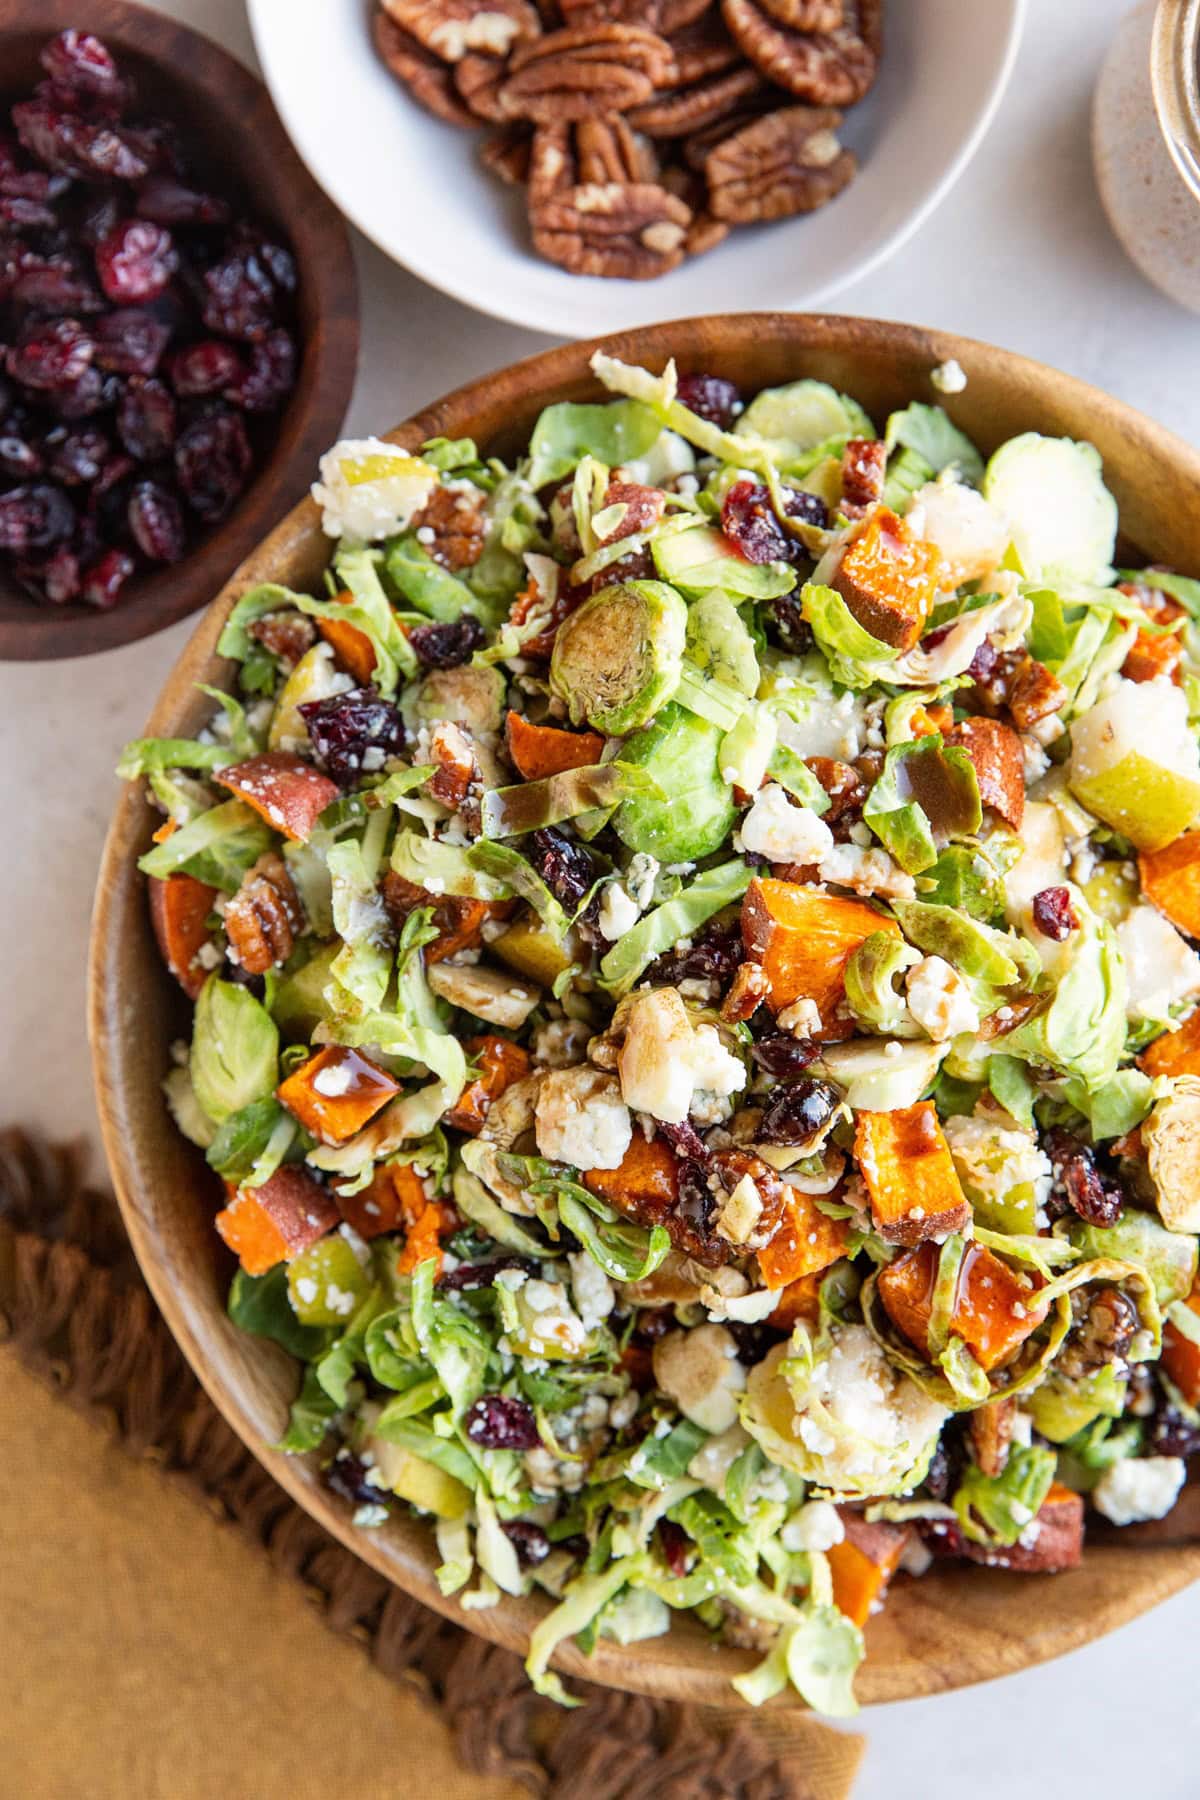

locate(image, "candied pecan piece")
(945, 715), (1025, 831)
(455, 53), (510, 121)
(721, 0), (879, 104)
(428, 719), (481, 812)
(708, 1146), (788, 1251)
(599, 478), (666, 540)
(380, 870), (492, 961)
(501, 24), (677, 123)
(224, 852), (304, 976)
(661, 0), (715, 26)
(1008, 654), (1067, 731)
(805, 755), (866, 822)
(722, 961), (770, 1022)
(682, 104), (773, 168)
(531, 180), (692, 278)
(840, 437), (886, 516)
(410, 483), (486, 570)
(247, 609), (317, 667)
(373, 11), (478, 127)
(479, 124), (535, 185)
(707, 105), (856, 221)
(576, 116), (659, 185)
(968, 1397), (1014, 1480)
(628, 64), (766, 137)
(1057, 1286), (1139, 1382)
(381, 0), (542, 61)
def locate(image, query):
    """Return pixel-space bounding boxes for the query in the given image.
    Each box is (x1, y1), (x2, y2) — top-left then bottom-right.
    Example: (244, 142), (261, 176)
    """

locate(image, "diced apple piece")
(945, 716), (1025, 830)
(336, 1160), (428, 1239)
(445, 1034), (532, 1135)
(216, 1164), (339, 1272)
(757, 1186), (849, 1288)
(148, 871), (216, 998)
(426, 960), (540, 1029)
(855, 1102), (971, 1246)
(1139, 830), (1200, 940)
(216, 750), (340, 844)
(831, 507), (943, 651)
(492, 916), (574, 987)
(368, 1437), (471, 1518)
(1116, 904), (1200, 1022)
(505, 709), (604, 781)
(742, 876), (897, 1023)
(268, 643), (349, 752)
(1069, 679), (1200, 852)
(277, 1044), (401, 1145)
(876, 1239), (1047, 1372)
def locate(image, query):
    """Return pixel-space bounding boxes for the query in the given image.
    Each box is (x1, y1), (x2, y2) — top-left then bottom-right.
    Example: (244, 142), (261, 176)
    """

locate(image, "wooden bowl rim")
(0, 0), (359, 662)
(89, 311), (1200, 1710)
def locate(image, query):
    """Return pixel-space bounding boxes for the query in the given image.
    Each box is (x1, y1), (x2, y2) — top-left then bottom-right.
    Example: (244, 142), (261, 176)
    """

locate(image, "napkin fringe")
(0, 1128), (835, 1800)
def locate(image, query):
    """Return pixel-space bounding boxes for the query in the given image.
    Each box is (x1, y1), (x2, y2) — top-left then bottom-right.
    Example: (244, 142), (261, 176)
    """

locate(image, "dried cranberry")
(464, 1394), (540, 1451)
(95, 218), (177, 303)
(673, 1158), (726, 1263)
(38, 545), (81, 603)
(231, 328), (297, 412)
(757, 1076), (843, 1147)
(657, 1518), (692, 1577)
(0, 482), (73, 552)
(9, 260), (101, 315)
(0, 435), (42, 479)
(1045, 1130), (1124, 1228)
(168, 339), (242, 397)
(764, 591), (814, 654)
(79, 545), (134, 608)
(324, 1451), (385, 1509)
(408, 614), (485, 670)
(45, 426), (108, 485)
(503, 1520), (551, 1567)
(1148, 1402), (1200, 1458)
(1, 167), (70, 204)
(13, 102), (149, 183)
(40, 31), (127, 104)
(440, 1253), (539, 1291)
(721, 478), (791, 564)
(647, 920), (744, 989)
(117, 377), (176, 460)
(658, 1119), (709, 1163)
(632, 1307), (675, 1345)
(1032, 886), (1079, 942)
(750, 1034), (821, 1078)
(0, 195), (57, 229)
(675, 372), (741, 430)
(49, 365), (109, 419)
(93, 308), (171, 375)
(128, 480), (185, 562)
(201, 244), (285, 341)
(299, 684), (406, 787)
(528, 826), (598, 910)
(135, 174), (230, 227)
(7, 317), (94, 390)
(727, 1318), (785, 1365)
(174, 410), (252, 521)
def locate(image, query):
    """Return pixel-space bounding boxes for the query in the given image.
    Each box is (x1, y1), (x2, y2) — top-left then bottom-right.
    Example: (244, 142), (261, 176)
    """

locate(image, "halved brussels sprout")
(816, 1038), (948, 1110)
(549, 579), (686, 736)
(652, 524), (795, 600)
(982, 432), (1117, 585)
(735, 379), (875, 467)
(685, 588), (760, 697)
(613, 702), (736, 863)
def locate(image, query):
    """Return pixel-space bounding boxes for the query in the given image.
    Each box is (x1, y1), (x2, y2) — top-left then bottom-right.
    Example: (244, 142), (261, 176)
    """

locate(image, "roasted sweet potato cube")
(877, 1239), (1046, 1372)
(317, 588), (377, 683)
(831, 507), (942, 651)
(855, 1103), (972, 1247)
(945, 716), (1025, 830)
(959, 1482), (1083, 1573)
(827, 1511), (911, 1626)
(336, 1160), (428, 1240)
(148, 871), (216, 998)
(1139, 831), (1200, 940)
(277, 1044), (401, 1146)
(584, 1133), (679, 1219)
(1140, 1007), (1200, 1079)
(1162, 1286), (1200, 1405)
(380, 869), (498, 964)
(768, 1271), (825, 1330)
(396, 1203), (446, 1276)
(214, 1188), (289, 1275)
(742, 876), (896, 1022)
(757, 1187), (850, 1288)
(1007, 656), (1067, 730)
(216, 751), (340, 844)
(506, 709), (604, 781)
(445, 1034), (533, 1135)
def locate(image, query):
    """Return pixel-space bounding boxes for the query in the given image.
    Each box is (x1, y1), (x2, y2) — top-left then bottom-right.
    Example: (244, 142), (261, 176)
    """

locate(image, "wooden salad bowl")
(0, 0), (359, 661)
(89, 314), (1200, 1708)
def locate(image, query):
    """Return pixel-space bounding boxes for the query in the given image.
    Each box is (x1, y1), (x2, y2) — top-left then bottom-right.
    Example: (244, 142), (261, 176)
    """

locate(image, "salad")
(120, 351), (1200, 1714)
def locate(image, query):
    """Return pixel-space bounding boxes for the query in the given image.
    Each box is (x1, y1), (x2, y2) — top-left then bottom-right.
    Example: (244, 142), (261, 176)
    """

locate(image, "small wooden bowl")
(90, 314), (1200, 1708)
(0, 0), (359, 661)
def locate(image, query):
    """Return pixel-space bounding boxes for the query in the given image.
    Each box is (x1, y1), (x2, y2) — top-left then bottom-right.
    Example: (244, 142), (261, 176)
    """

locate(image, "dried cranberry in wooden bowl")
(0, 1), (358, 660)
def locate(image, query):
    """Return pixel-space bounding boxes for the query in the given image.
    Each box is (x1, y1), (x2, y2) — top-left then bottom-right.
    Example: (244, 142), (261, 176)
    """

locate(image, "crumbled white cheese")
(689, 1024), (747, 1101)
(1092, 1456), (1185, 1526)
(776, 689), (864, 762)
(312, 1057), (357, 1098)
(930, 358), (967, 394)
(598, 880), (641, 941)
(791, 1325), (948, 1491)
(739, 783), (834, 866)
(715, 1173), (763, 1246)
(905, 955), (980, 1041)
(568, 1250), (615, 1332)
(942, 1114), (1052, 1219)
(311, 438), (436, 543)
(818, 842), (916, 901)
(781, 1499), (845, 1554)
(531, 1017), (591, 1068)
(535, 1067), (632, 1170)
(626, 852), (660, 909)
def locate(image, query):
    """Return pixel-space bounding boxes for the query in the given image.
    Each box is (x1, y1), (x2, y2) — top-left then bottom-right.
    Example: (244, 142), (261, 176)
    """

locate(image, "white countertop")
(5, 0), (1197, 1790)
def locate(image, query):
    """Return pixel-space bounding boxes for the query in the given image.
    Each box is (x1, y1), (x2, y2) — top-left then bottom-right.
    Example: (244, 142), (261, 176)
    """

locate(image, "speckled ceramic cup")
(1094, 0), (1200, 310)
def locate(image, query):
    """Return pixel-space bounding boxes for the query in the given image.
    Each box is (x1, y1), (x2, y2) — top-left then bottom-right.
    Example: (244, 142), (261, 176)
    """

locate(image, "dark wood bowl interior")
(0, 0), (359, 660)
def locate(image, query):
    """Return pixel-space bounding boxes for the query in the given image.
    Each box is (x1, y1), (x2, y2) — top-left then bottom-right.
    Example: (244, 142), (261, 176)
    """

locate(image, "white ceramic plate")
(249, 0), (1025, 339)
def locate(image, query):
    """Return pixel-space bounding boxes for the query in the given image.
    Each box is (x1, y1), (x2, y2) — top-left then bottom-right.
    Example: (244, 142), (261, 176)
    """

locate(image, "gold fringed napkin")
(0, 1130), (864, 1800)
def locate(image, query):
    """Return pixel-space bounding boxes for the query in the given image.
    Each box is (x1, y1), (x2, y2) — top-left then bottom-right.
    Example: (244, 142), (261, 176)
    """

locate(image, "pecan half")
(706, 105), (856, 221)
(528, 121), (577, 201)
(455, 53), (509, 120)
(531, 180), (692, 277)
(628, 63), (765, 137)
(224, 852), (304, 977)
(479, 122), (534, 185)
(559, 0), (665, 23)
(661, 0), (717, 28)
(968, 1397), (1014, 1480)
(428, 719), (481, 813)
(687, 210), (730, 255)
(381, 0), (542, 62)
(247, 609), (317, 667)
(1008, 654), (1067, 731)
(682, 104), (773, 168)
(576, 116), (659, 184)
(501, 24), (677, 122)
(373, 11), (478, 127)
(410, 483), (486, 571)
(758, 0), (845, 28)
(669, 13), (744, 83)
(721, 0), (879, 105)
